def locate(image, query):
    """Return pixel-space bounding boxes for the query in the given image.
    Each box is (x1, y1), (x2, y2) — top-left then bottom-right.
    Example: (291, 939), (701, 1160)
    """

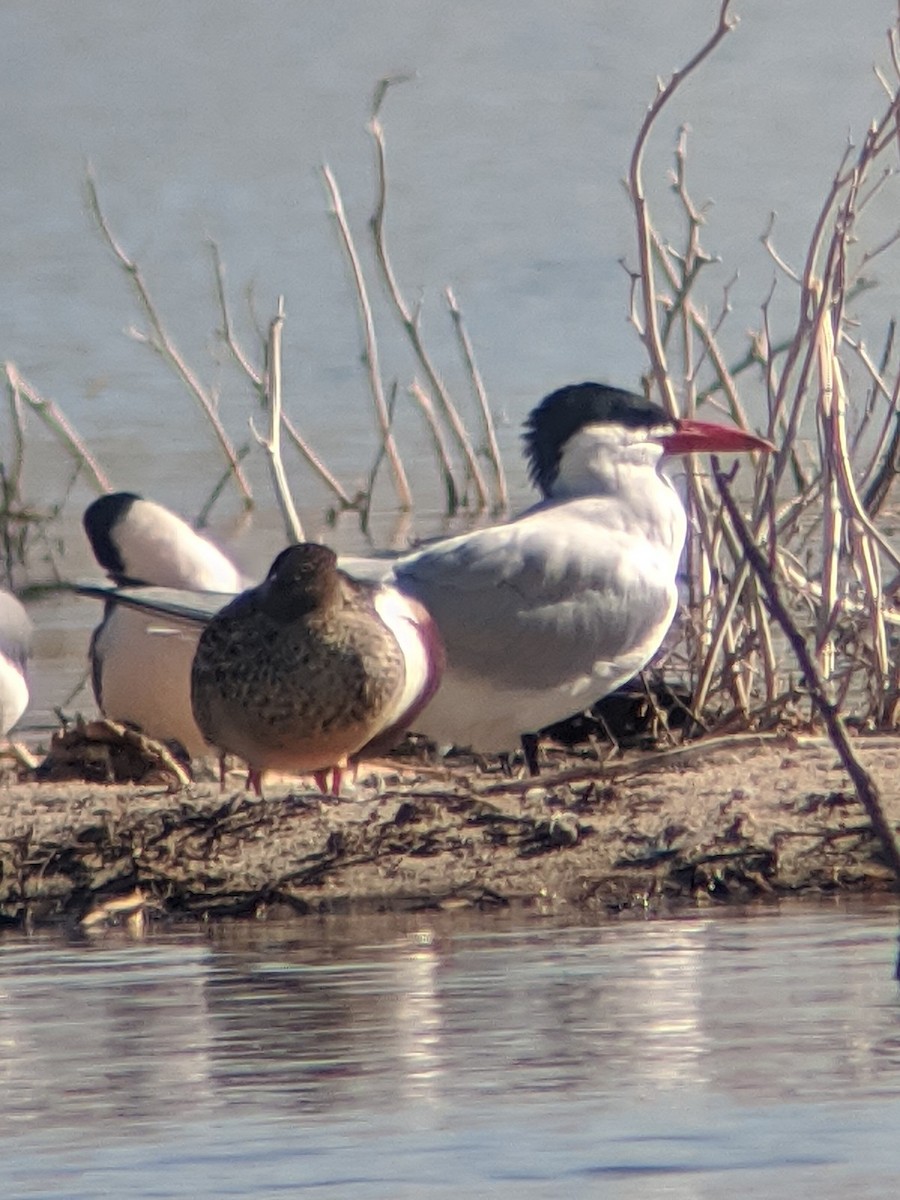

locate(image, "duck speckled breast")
(192, 583), (405, 753)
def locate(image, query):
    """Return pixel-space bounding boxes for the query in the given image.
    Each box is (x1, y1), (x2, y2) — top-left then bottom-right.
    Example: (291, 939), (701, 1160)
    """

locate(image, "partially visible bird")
(83, 492), (244, 758)
(189, 542), (443, 795)
(0, 589), (32, 740)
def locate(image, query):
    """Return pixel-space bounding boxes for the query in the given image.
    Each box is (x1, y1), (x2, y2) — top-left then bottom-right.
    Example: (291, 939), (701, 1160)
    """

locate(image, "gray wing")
(338, 551), (402, 583)
(76, 582), (234, 626)
(393, 513), (676, 692)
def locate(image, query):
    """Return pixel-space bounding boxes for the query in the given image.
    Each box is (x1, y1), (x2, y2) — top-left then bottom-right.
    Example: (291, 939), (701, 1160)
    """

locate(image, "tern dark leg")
(521, 732), (541, 777)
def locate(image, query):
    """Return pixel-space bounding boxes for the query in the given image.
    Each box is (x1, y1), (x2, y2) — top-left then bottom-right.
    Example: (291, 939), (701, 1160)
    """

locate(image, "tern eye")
(648, 423), (677, 441)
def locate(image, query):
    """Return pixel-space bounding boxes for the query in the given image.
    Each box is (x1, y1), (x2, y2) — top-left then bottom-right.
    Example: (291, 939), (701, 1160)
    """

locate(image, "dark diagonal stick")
(712, 456), (900, 887)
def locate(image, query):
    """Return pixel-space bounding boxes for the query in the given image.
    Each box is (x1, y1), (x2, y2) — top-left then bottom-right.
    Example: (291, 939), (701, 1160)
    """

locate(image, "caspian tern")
(345, 381), (771, 756)
(78, 383), (770, 764)
(83, 492), (244, 757)
(0, 589), (31, 740)
(190, 543), (443, 795)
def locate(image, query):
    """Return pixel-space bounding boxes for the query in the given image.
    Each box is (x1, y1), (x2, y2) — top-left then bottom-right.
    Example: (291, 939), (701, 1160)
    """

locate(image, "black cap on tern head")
(523, 383), (671, 495)
(83, 492), (143, 580)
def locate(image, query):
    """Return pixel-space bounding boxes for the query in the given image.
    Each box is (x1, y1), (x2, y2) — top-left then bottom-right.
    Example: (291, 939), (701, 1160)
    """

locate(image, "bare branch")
(209, 239), (262, 386)
(445, 285), (508, 512)
(408, 378), (460, 515)
(713, 459), (900, 886)
(85, 170), (253, 509)
(322, 162), (413, 511)
(5, 363), (111, 494)
(369, 80), (490, 510)
(625, 0), (738, 414)
(214, 242), (355, 509)
(280, 415), (358, 511)
(250, 299), (305, 542)
(761, 212), (802, 283)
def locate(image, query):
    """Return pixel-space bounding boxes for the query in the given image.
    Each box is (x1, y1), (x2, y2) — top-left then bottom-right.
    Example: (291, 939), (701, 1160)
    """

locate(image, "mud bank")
(1, 730), (899, 931)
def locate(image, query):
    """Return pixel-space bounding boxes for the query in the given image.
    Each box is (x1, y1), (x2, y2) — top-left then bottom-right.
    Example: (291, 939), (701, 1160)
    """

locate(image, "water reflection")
(0, 903), (899, 1196)
(0, 942), (216, 1135)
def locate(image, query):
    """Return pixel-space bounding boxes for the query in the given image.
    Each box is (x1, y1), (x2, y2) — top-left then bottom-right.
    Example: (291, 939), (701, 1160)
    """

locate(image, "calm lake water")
(1, 900), (899, 1198)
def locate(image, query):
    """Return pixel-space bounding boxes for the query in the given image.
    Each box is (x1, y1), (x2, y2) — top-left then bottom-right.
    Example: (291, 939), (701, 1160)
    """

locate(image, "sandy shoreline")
(2, 729), (899, 931)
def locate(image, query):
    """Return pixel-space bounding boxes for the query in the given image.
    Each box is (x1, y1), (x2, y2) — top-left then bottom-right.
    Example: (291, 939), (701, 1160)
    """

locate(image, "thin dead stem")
(85, 170), (253, 509)
(210, 238), (356, 510)
(714, 460), (900, 887)
(322, 162), (413, 512)
(250, 299), (305, 542)
(625, 0), (737, 415)
(408, 379), (460, 515)
(369, 79), (490, 511)
(6, 364), (111, 494)
(445, 285), (508, 513)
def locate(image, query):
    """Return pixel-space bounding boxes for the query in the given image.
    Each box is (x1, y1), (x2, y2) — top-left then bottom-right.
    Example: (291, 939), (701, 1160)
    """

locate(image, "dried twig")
(322, 162), (413, 511)
(250, 299), (305, 542)
(369, 79), (490, 511)
(445, 286), (508, 513)
(408, 379), (460, 515)
(85, 172), (253, 509)
(6, 363), (111, 494)
(210, 240), (356, 510)
(209, 239), (261, 386)
(625, 0), (738, 414)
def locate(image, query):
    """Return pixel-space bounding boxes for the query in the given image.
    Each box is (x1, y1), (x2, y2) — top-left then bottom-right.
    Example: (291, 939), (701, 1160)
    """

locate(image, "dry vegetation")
(630, 4), (900, 743)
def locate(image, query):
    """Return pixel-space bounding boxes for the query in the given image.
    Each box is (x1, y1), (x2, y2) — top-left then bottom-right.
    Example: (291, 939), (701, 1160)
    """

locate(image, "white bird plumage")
(0, 589), (32, 740)
(83, 493), (244, 757)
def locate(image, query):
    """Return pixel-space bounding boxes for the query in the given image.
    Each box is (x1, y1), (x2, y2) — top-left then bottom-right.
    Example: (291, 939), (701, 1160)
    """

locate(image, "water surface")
(1, 900), (899, 1197)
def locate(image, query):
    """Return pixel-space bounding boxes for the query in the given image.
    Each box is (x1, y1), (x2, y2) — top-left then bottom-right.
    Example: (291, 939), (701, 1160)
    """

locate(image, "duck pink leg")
(313, 767), (343, 795)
